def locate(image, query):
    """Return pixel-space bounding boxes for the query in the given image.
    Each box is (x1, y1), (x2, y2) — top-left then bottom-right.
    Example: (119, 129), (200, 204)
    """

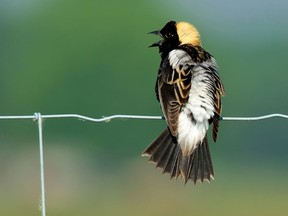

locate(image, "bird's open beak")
(148, 30), (160, 35)
(148, 30), (162, 47)
(149, 40), (162, 47)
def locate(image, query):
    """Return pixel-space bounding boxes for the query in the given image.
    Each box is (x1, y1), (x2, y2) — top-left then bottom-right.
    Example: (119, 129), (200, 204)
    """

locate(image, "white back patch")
(168, 49), (192, 69)
(176, 62), (216, 154)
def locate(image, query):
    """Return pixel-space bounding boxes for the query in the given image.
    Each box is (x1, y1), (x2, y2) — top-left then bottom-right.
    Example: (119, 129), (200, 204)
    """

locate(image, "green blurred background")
(1, 0), (288, 215)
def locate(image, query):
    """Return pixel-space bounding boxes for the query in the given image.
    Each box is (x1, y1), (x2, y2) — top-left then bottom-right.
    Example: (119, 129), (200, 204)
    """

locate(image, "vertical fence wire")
(35, 113), (46, 216)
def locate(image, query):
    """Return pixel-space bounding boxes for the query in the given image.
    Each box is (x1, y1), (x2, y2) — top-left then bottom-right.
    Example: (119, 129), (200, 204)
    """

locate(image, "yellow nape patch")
(176, 22), (201, 46)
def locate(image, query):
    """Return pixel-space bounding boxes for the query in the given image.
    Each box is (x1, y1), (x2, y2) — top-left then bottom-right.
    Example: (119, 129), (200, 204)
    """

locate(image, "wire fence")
(1, 112), (288, 216)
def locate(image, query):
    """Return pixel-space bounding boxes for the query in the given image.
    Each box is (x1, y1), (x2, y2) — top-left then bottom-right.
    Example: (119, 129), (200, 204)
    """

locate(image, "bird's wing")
(201, 57), (225, 141)
(157, 49), (194, 136)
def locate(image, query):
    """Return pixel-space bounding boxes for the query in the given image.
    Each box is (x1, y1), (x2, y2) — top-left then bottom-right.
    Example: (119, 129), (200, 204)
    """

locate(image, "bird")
(142, 21), (225, 184)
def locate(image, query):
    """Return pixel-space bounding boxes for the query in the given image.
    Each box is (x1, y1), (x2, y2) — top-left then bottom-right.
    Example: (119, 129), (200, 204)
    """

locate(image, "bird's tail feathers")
(142, 128), (214, 184)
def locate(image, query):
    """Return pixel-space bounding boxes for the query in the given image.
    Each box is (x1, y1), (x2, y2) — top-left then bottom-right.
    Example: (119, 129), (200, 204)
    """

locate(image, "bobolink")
(143, 21), (225, 184)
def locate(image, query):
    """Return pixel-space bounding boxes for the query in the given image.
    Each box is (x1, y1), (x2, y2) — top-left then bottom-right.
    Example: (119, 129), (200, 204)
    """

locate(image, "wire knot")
(34, 112), (42, 122)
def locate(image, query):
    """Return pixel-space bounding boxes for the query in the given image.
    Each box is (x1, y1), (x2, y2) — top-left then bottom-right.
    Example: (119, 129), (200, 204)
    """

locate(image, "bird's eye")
(165, 32), (174, 39)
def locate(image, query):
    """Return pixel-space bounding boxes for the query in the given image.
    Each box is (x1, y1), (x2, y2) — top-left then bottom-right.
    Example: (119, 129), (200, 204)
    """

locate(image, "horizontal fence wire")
(1, 112), (288, 216)
(0, 113), (288, 122)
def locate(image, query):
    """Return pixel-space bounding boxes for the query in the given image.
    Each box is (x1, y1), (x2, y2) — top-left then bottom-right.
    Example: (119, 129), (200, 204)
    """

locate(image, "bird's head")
(149, 21), (201, 54)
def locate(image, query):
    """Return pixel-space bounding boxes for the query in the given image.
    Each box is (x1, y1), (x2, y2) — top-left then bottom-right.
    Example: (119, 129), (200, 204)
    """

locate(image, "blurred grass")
(0, 0), (288, 215)
(0, 145), (287, 216)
